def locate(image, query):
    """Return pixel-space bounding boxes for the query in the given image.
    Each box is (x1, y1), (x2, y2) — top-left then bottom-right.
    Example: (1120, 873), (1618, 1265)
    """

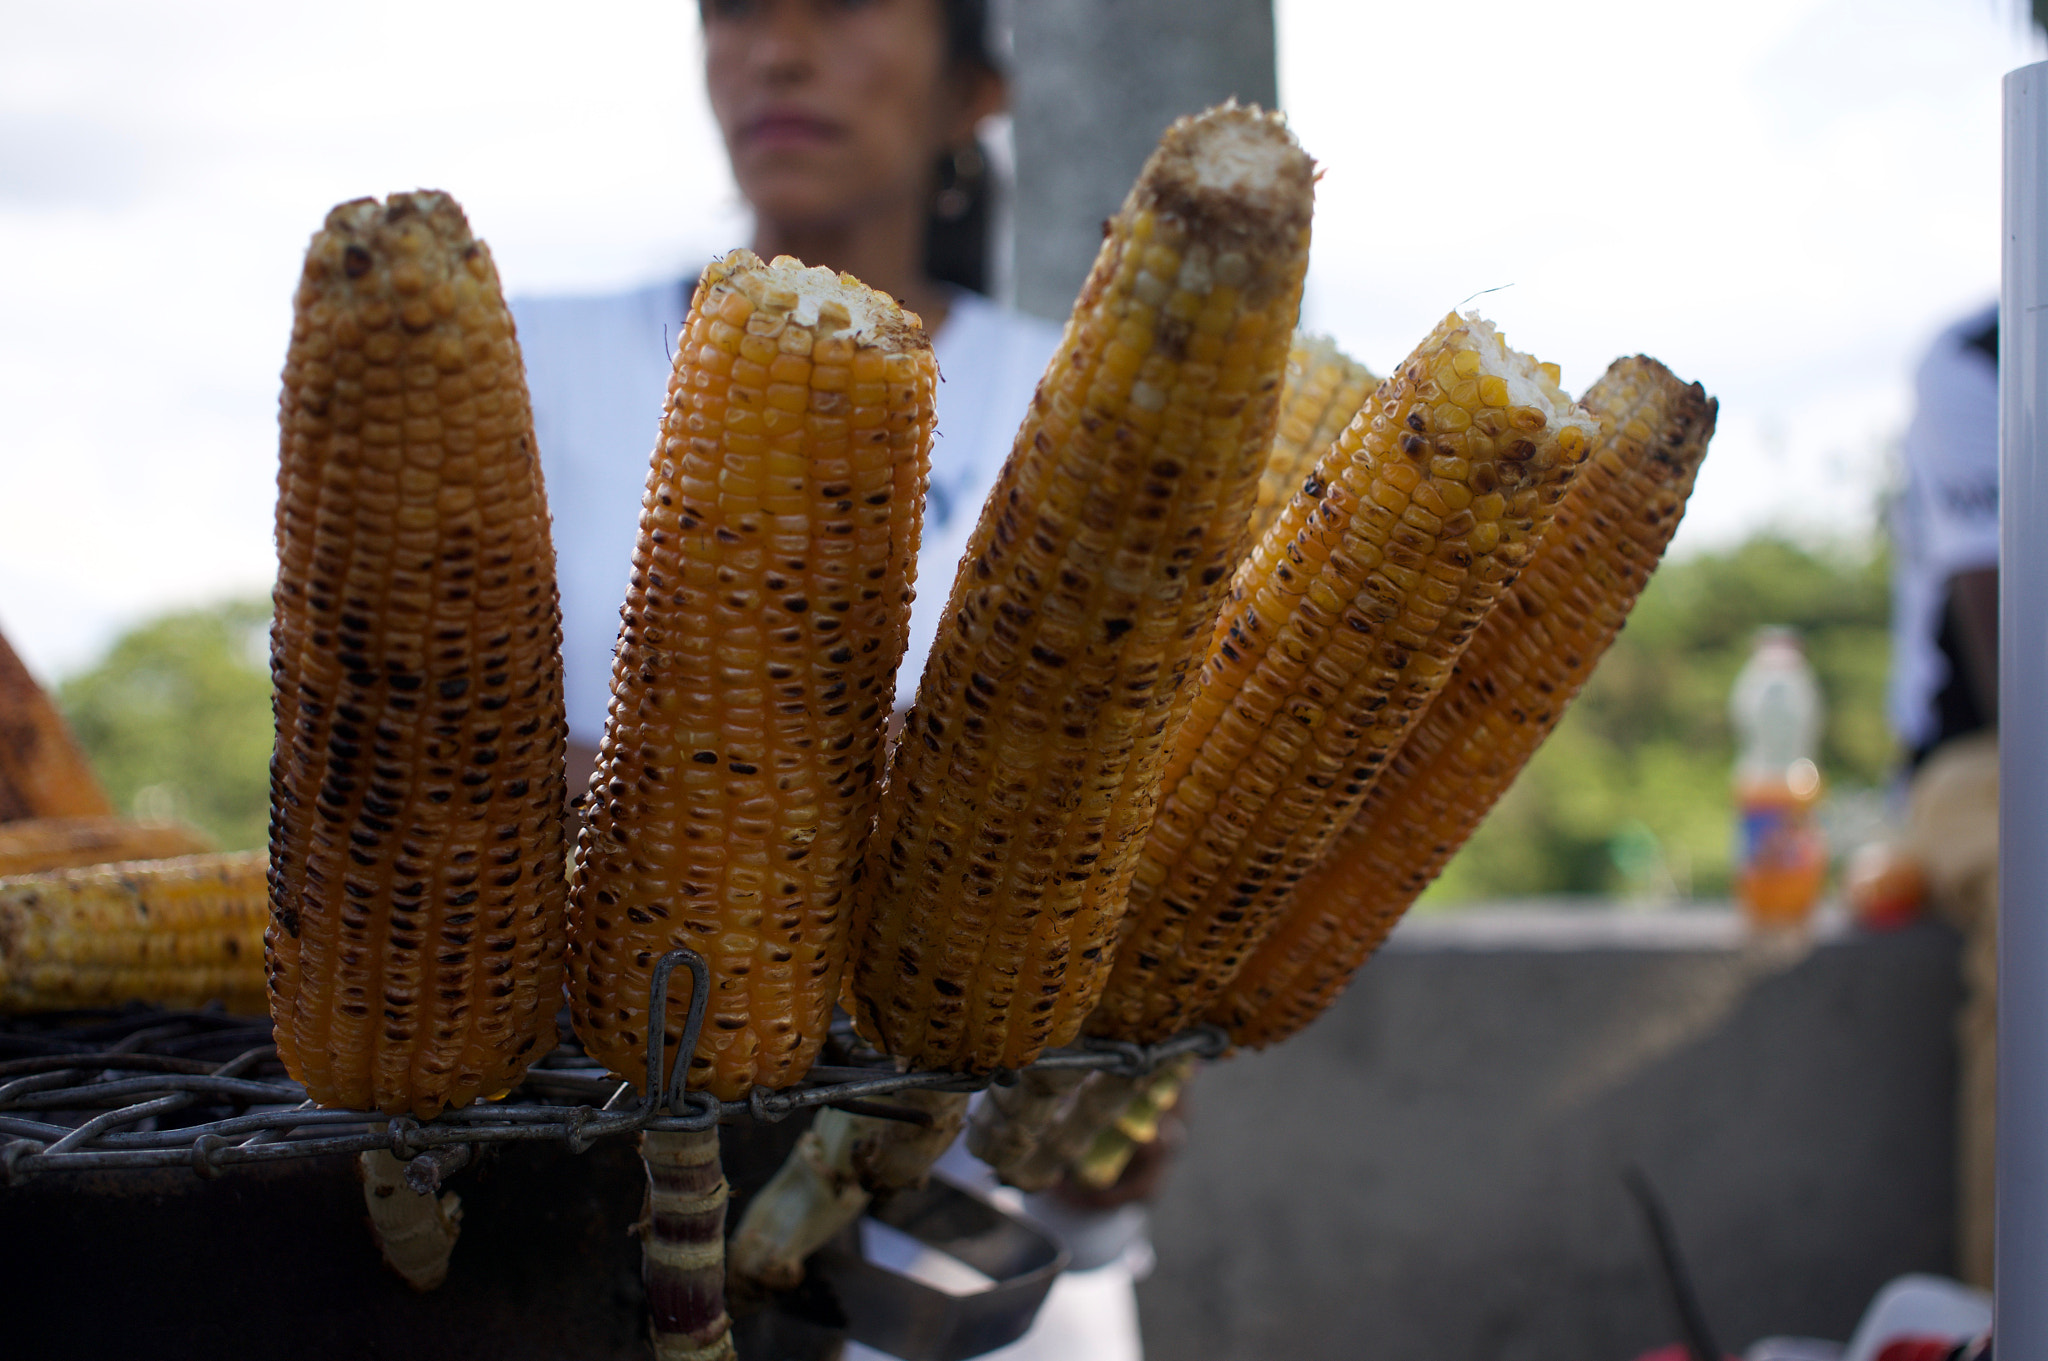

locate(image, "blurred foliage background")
(1422, 533), (1894, 907)
(56, 599), (272, 851)
(43, 532), (1896, 902)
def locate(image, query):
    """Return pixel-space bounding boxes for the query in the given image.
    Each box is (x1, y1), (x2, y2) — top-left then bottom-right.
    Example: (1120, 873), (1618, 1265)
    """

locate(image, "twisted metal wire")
(0, 948), (1226, 1185)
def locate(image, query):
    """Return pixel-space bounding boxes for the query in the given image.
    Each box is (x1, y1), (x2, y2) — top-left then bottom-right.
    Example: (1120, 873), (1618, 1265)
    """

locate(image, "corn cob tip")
(302, 191), (493, 299)
(1131, 102), (1316, 294)
(700, 248), (931, 353)
(1605, 354), (1720, 438)
(1450, 310), (1597, 455)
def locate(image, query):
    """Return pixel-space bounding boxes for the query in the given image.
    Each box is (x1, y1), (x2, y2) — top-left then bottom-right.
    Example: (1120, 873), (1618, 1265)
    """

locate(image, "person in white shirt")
(1889, 302), (1999, 1289)
(1890, 303), (1998, 766)
(516, 0), (1063, 778)
(512, 3), (1147, 1356)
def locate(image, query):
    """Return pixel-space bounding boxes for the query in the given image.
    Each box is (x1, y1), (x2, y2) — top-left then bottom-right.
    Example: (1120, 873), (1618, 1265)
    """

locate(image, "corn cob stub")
(847, 102), (1316, 1075)
(1251, 333), (1377, 542)
(1, 851), (270, 1014)
(1214, 357), (1715, 1048)
(1089, 312), (1595, 1045)
(0, 816), (215, 879)
(569, 251), (935, 1102)
(268, 191), (569, 1119)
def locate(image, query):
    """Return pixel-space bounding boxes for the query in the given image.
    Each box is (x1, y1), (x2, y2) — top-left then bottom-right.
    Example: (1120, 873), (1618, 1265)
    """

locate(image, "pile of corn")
(6, 102), (1714, 1181)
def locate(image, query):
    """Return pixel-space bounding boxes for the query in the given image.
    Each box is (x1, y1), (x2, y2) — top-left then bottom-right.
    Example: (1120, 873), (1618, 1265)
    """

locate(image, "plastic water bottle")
(1729, 627), (1827, 927)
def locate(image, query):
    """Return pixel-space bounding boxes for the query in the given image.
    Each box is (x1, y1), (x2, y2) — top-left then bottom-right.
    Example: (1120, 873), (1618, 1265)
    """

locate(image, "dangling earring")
(934, 141), (985, 222)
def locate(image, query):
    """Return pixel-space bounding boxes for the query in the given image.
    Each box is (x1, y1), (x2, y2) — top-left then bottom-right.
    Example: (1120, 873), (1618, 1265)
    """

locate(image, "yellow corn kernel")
(1090, 312), (1596, 1045)
(847, 102), (1316, 1075)
(269, 191), (569, 1119)
(569, 250), (935, 1102)
(1214, 356), (1716, 1047)
(1249, 333), (1380, 543)
(2, 851), (270, 1014)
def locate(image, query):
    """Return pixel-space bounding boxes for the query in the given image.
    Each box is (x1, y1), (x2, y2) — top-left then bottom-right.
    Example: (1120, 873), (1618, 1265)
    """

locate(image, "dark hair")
(940, 0), (995, 73)
(925, 0), (997, 295)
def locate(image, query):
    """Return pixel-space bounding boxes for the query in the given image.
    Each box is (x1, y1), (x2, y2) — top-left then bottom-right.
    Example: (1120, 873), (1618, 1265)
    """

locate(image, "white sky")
(0, 0), (2039, 682)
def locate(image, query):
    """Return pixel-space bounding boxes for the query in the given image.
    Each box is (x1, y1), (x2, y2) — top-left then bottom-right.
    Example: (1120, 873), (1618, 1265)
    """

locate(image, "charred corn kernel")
(1215, 357), (1715, 1047)
(268, 191), (569, 1119)
(844, 103), (1314, 1075)
(0, 630), (114, 822)
(569, 250), (935, 1102)
(1250, 334), (1377, 541)
(0, 816), (215, 879)
(0, 851), (269, 1013)
(1091, 313), (1596, 1045)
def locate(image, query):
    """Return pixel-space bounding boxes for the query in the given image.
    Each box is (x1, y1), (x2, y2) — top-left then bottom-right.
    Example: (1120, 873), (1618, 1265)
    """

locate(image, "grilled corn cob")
(0, 816), (215, 878)
(0, 629), (114, 822)
(568, 251), (934, 1101)
(0, 850), (268, 1013)
(1251, 334), (1376, 541)
(268, 191), (568, 1119)
(847, 101), (1316, 1075)
(1090, 312), (1594, 1045)
(1214, 357), (1715, 1047)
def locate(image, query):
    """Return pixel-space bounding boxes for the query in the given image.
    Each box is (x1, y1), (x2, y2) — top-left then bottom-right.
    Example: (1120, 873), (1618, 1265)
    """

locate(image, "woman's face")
(703, 0), (992, 233)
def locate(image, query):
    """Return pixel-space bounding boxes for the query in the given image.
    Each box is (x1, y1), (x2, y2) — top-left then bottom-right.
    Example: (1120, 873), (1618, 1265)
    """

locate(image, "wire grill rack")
(0, 948), (1225, 1186)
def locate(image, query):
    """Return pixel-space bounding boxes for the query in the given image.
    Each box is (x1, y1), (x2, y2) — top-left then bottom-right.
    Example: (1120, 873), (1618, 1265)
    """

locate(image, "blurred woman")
(515, 0), (1063, 781)
(516, 8), (1148, 1357)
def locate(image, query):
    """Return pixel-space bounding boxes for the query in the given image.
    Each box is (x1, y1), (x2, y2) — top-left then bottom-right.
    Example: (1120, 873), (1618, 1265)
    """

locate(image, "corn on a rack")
(568, 250), (935, 1102)
(0, 851), (269, 1013)
(1213, 357), (1715, 1048)
(0, 628), (114, 823)
(1089, 312), (1595, 1045)
(268, 191), (569, 1119)
(0, 816), (215, 879)
(1250, 333), (1376, 541)
(846, 101), (1316, 1077)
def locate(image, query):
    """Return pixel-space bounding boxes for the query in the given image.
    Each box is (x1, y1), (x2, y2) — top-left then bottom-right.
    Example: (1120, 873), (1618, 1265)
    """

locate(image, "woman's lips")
(745, 111), (842, 151)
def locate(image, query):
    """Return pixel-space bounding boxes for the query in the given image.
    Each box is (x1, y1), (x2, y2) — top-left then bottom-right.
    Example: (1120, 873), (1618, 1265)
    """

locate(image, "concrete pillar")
(1006, 0), (1278, 321)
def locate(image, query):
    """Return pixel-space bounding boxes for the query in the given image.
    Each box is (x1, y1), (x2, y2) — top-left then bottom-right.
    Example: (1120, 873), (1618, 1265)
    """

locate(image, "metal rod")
(2001, 57), (2048, 1355)
(0, 945), (1217, 1182)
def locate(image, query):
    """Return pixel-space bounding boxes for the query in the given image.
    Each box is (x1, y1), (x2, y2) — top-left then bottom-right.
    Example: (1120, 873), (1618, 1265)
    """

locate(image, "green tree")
(1423, 534), (1894, 905)
(56, 599), (273, 851)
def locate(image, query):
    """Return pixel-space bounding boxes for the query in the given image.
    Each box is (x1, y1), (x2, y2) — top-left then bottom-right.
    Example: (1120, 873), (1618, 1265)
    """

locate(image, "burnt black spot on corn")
(1090, 312), (1597, 1045)
(568, 251), (934, 1102)
(1212, 357), (1715, 1048)
(846, 102), (1316, 1075)
(268, 191), (569, 1119)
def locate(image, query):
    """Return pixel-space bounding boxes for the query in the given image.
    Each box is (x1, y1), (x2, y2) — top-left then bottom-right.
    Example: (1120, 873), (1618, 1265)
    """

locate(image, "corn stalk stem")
(1006, 1069), (1157, 1192)
(728, 1089), (970, 1292)
(966, 1068), (1088, 1186)
(642, 1128), (736, 1361)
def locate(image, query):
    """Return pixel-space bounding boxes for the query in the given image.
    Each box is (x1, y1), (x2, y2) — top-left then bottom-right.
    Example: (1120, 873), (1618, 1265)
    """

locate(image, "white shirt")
(1889, 304), (1999, 752)
(512, 280), (1063, 744)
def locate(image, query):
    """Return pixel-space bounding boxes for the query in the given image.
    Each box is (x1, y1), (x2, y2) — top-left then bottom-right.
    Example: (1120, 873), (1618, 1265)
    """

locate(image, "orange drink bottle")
(1734, 761), (1827, 927)
(1729, 628), (1827, 929)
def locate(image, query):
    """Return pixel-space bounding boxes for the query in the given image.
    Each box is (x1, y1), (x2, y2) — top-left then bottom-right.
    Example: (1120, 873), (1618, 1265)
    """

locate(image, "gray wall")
(1136, 911), (1962, 1359)
(1007, 0), (1279, 321)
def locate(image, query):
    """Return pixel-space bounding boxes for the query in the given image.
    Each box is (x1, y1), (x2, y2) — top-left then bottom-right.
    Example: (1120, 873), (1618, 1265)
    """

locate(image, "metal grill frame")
(0, 947), (1225, 1185)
